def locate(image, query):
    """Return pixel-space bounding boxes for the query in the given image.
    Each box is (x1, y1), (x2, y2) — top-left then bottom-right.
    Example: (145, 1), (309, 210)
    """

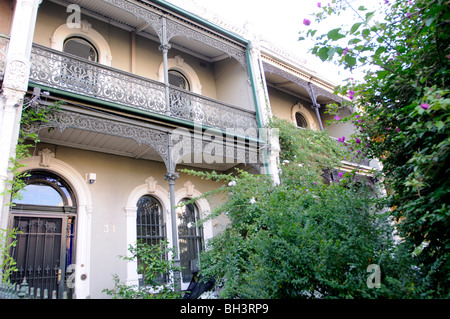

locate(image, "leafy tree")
(103, 240), (183, 299)
(300, 0), (450, 297)
(184, 119), (400, 298)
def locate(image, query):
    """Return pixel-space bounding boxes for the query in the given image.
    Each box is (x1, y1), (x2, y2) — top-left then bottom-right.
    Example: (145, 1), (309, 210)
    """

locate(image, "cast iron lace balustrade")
(169, 85), (258, 132)
(0, 38), (258, 133)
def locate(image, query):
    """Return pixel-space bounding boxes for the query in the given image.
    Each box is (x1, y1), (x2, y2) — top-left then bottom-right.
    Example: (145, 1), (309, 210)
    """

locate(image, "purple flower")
(348, 90), (355, 99)
(420, 103), (430, 110)
(338, 172), (344, 178)
(342, 47), (349, 56)
(406, 12), (412, 18)
(334, 115), (341, 121)
(338, 136), (345, 143)
(396, 127), (401, 133)
(317, 2), (321, 8)
(355, 138), (361, 144)
(303, 19), (311, 26)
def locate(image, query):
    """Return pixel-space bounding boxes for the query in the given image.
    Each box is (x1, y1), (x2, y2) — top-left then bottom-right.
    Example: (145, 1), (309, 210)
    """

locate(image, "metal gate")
(9, 213), (76, 299)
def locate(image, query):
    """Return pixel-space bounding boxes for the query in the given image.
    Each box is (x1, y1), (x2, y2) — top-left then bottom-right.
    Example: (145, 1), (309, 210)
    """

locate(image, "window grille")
(177, 199), (203, 283)
(295, 112), (308, 128)
(136, 196), (166, 285)
(169, 69), (190, 91)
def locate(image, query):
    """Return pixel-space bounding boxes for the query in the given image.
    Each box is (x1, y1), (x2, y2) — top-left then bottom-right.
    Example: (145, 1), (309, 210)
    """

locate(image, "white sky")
(166, 0), (381, 84)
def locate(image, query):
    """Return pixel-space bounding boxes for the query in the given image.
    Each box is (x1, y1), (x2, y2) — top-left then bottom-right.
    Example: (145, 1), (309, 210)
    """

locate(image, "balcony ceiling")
(38, 125), (243, 172)
(52, 0), (236, 62)
(264, 69), (341, 105)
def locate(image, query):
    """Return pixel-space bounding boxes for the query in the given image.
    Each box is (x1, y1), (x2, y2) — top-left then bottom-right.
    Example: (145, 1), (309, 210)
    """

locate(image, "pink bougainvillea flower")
(420, 103), (430, 110)
(342, 47), (349, 56)
(355, 138), (361, 144)
(317, 2), (321, 7)
(303, 18), (311, 26)
(396, 127), (401, 133)
(338, 136), (345, 143)
(334, 115), (340, 121)
(406, 12), (412, 18)
(338, 172), (344, 178)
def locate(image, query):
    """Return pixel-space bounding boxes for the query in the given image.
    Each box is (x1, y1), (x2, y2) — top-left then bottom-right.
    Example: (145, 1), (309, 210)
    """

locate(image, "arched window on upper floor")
(158, 55), (202, 94)
(291, 102), (318, 130)
(168, 69), (190, 91)
(51, 21), (112, 66)
(295, 112), (308, 128)
(63, 36), (98, 62)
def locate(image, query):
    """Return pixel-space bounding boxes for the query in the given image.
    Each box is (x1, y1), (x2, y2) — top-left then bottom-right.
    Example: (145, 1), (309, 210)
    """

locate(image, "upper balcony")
(0, 0), (258, 135)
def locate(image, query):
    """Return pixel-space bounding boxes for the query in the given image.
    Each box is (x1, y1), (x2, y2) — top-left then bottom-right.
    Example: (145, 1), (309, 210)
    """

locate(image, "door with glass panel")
(8, 170), (77, 299)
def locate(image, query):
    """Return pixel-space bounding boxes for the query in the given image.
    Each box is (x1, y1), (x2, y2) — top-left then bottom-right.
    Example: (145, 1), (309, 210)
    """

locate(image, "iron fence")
(0, 278), (71, 299)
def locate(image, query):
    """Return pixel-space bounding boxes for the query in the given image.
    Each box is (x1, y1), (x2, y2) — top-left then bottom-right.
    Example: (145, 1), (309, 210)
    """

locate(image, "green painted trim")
(245, 46), (271, 176)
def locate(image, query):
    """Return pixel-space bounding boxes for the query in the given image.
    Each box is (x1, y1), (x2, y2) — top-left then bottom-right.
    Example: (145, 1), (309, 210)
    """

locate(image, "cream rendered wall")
(268, 86), (320, 129)
(134, 34), (162, 81)
(322, 106), (355, 139)
(213, 57), (253, 111)
(32, 2), (252, 111)
(34, 143), (226, 298)
(0, 0), (13, 35)
(33, 1), (131, 72)
(168, 47), (218, 99)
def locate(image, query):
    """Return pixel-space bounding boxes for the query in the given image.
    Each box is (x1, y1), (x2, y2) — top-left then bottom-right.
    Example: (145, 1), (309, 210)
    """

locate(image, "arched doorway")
(9, 170), (77, 299)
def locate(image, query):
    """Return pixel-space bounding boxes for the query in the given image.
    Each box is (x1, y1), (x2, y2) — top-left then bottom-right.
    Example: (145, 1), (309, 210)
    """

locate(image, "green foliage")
(184, 120), (400, 298)
(1, 98), (60, 284)
(0, 228), (20, 284)
(271, 117), (343, 175)
(103, 240), (184, 299)
(2, 99), (61, 203)
(301, 0), (450, 297)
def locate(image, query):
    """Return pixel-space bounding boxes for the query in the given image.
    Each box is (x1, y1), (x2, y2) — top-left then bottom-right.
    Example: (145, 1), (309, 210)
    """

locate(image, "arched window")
(51, 21), (112, 66)
(177, 199), (203, 283)
(158, 55), (202, 94)
(63, 37), (98, 62)
(136, 195), (166, 285)
(295, 112), (308, 128)
(12, 170), (77, 212)
(169, 69), (190, 91)
(136, 195), (166, 247)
